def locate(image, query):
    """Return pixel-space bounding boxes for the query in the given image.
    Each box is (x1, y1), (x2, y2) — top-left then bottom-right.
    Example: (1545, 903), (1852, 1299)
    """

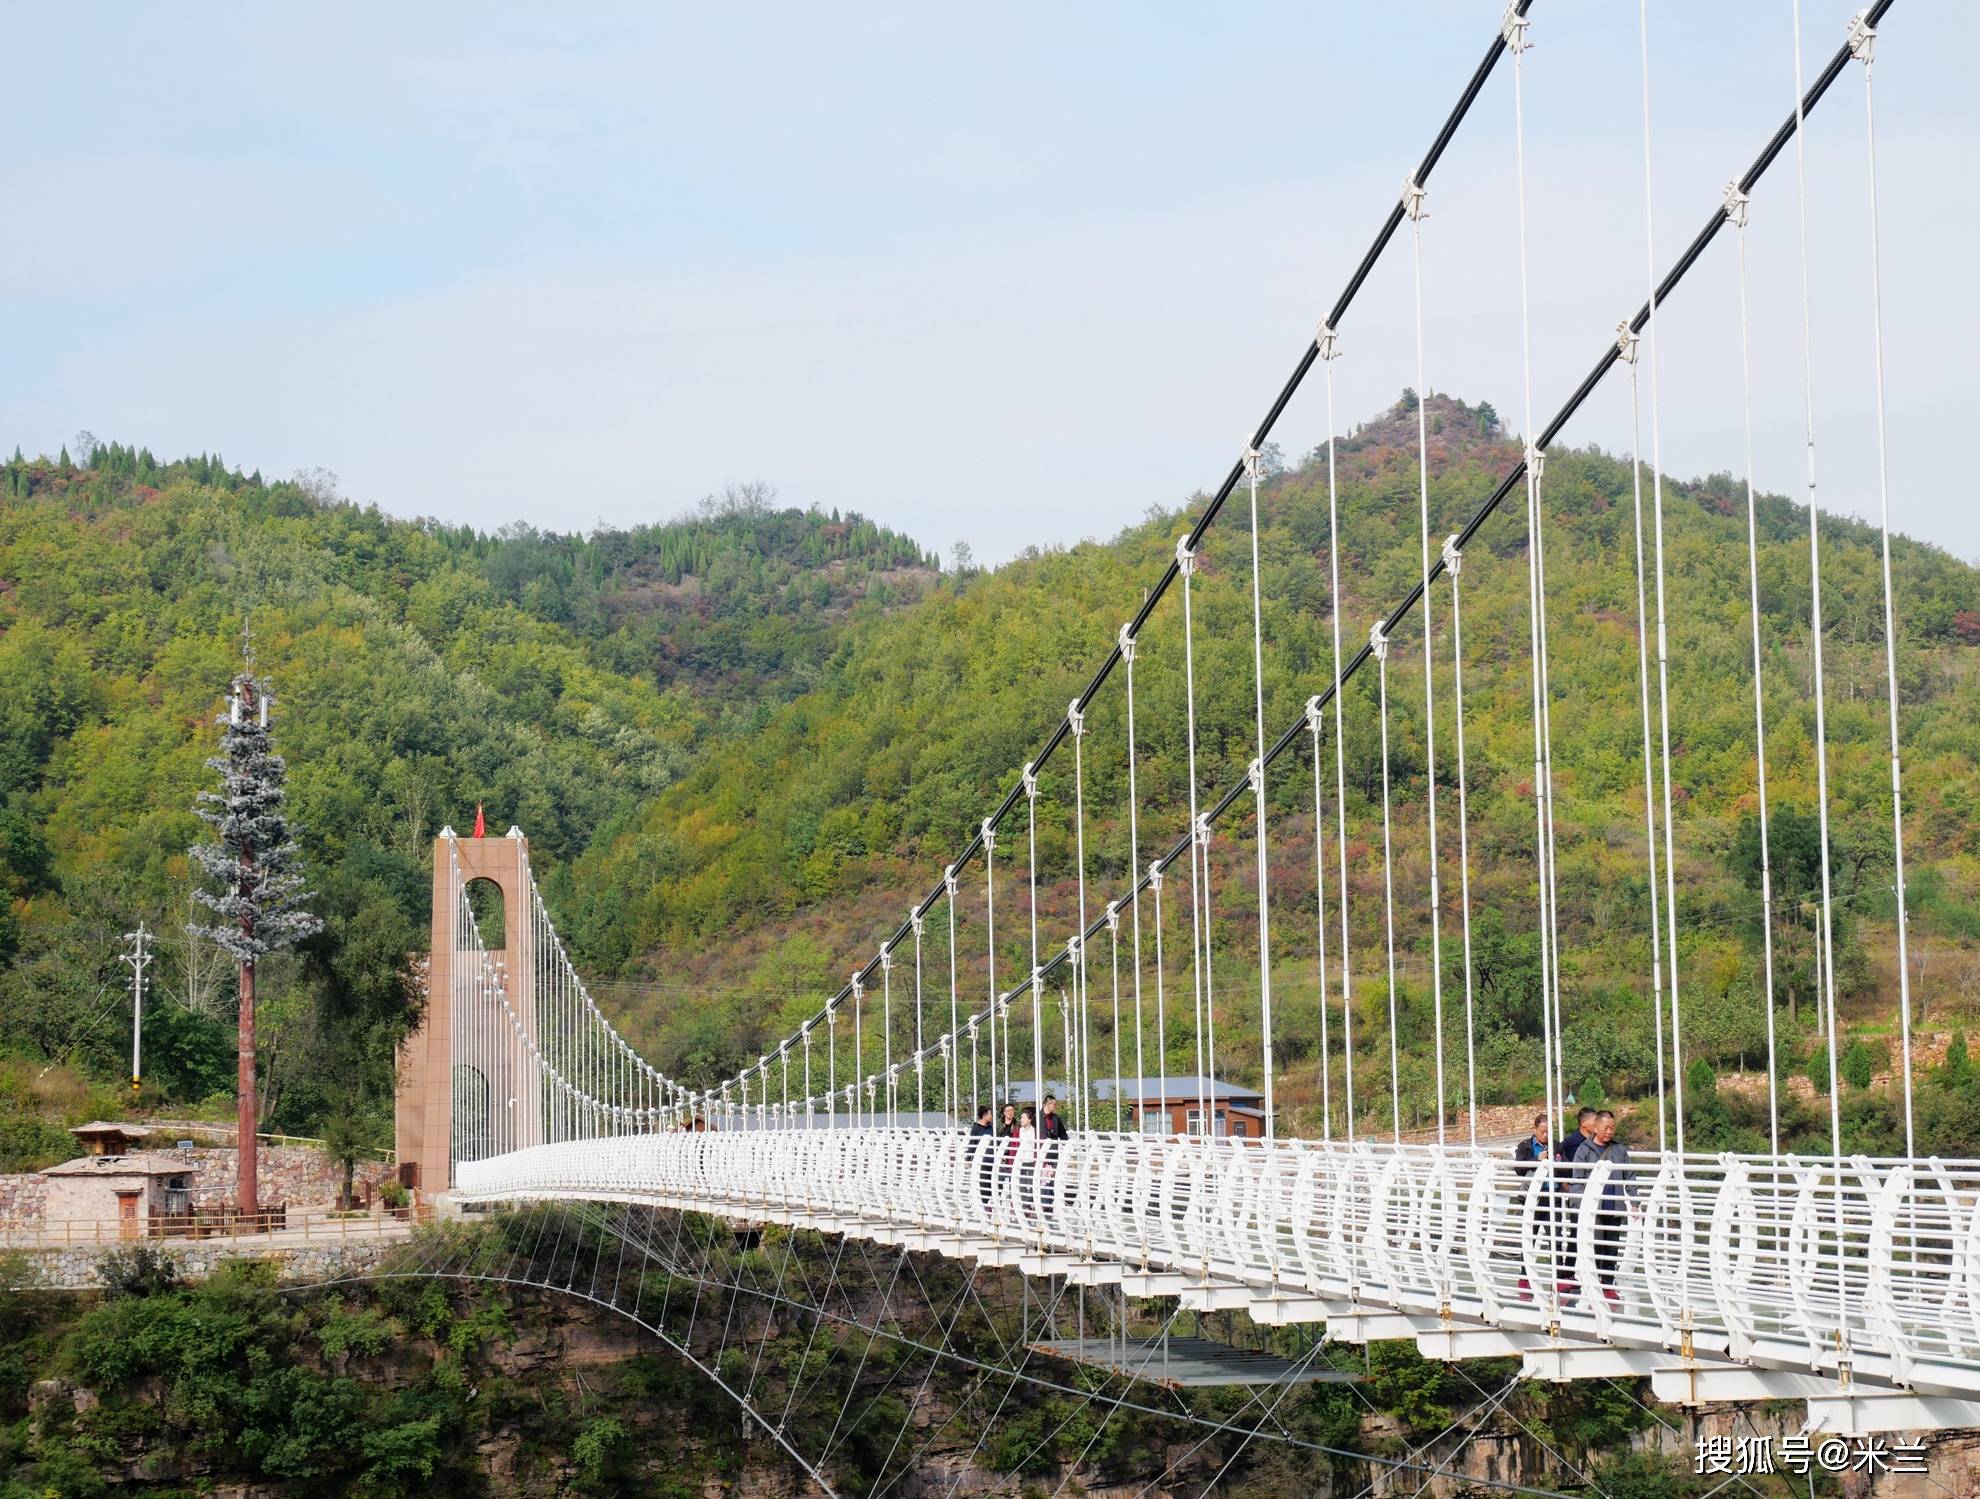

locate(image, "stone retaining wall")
(19, 1232), (400, 1291)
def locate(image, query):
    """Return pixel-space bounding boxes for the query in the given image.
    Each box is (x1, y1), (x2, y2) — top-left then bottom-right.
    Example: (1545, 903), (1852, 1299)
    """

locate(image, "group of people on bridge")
(1512, 1106), (1643, 1303)
(965, 1096), (1071, 1223)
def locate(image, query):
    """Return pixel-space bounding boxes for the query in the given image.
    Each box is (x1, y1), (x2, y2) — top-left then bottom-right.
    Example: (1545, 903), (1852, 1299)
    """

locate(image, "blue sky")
(4, 2), (1972, 564)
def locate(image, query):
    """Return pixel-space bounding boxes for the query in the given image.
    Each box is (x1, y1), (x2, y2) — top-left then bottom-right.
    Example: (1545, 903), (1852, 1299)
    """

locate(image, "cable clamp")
(1068, 701), (1086, 737)
(1021, 762), (1038, 800)
(1441, 534), (1462, 575)
(1105, 899), (1120, 932)
(944, 864), (959, 897)
(1067, 935), (1081, 963)
(1500, 2), (1532, 53)
(1240, 444), (1263, 481)
(1148, 862), (1164, 891)
(1305, 694), (1326, 735)
(1315, 322), (1342, 361)
(1194, 812), (1213, 849)
(1401, 178), (1429, 221)
(850, 972), (865, 1001)
(1369, 622), (1390, 662)
(910, 908), (924, 937)
(1524, 443), (1546, 482)
(1030, 965), (1044, 993)
(1720, 181), (1750, 231)
(981, 819), (997, 853)
(1846, 9), (1875, 64)
(878, 946), (894, 975)
(1175, 536), (1196, 575)
(1117, 623), (1138, 663)
(1248, 757), (1265, 797)
(1615, 321), (1640, 365)
(937, 1034), (951, 1054)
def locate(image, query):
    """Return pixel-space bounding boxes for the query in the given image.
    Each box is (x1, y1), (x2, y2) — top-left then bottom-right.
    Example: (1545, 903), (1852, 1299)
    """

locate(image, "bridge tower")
(395, 827), (536, 1194)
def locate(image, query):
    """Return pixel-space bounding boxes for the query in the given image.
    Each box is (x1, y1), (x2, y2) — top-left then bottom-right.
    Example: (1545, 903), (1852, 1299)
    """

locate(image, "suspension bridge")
(373, 1), (1980, 1489)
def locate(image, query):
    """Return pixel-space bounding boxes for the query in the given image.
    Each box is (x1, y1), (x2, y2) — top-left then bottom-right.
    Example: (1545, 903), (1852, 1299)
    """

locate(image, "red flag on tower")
(472, 804), (485, 838)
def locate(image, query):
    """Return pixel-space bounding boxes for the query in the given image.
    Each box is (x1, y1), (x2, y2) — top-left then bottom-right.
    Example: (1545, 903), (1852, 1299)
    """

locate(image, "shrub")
(95, 1242), (180, 1300)
(1842, 1040), (1875, 1090)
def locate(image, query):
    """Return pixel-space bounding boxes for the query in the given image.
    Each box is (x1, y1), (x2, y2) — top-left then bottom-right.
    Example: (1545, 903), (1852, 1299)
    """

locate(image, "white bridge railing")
(455, 1129), (1980, 1403)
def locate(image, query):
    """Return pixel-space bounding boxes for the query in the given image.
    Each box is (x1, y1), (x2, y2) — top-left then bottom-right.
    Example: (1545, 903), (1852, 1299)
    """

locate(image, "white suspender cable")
(1151, 863), (1169, 1135)
(1024, 764), (1044, 1115)
(1504, 3), (1564, 1147)
(879, 946), (894, 1129)
(1620, 325), (1669, 1152)
(827, 999), (836, 1128)
(1791, 9), (1850, 1367)
(1535, 451), (1570, 1125)
(1444, 535), (1480, 1149)
(911, 910), (925, 1119)
(1727, 182), (1783, 1157)
(1639, 0), (1688, 1154)
(1121, 625), (1147, 1127)
(851, 970), (864, 1129)
(1107, 902), (1123, 1131)
(1306, 696), (1332, 1142)
(1403, 178), (1447, 1147)
(1243, 446), (1279, 1141)
(1372, 621), (1402, 1143)
(1199, 812), (1219, 1131)
(946, 867), (961, 1118)
(1850, 11), (1915, 1155)
(1178, 538), (1210, 1134)
(1071, 701), (1092, 1131)
(984, 819), (999, 1114)
(1320, 325), (1356, 1145)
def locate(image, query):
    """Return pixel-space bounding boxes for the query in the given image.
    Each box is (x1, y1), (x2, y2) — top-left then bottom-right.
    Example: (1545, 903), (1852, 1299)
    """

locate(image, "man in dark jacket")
(969, 1106), (995, 1210)
(1572, 1110), (1639, 1299)
(1512, 1114), (1549, 1172)
(1040, 1097), (1070, 1142)
(1551, 1107), (1597, 1291)
(1039, 1097), (1069, 1219)
(1555, 1107), (1596, 1167)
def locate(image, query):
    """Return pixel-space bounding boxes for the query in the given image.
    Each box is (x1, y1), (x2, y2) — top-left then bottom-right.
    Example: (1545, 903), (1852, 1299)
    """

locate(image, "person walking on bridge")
(1572, 1110), (1640, 1300)
(1551, 1106), (1597, 1294)
(1512, 1113), (1550, 1300)
(969, 1105), (995, 1213)
(1039, 1096), (1067, 1220)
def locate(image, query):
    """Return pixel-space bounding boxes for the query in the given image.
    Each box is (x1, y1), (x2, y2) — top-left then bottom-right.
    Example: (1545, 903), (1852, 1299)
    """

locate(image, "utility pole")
(121, 923), (153, 1098)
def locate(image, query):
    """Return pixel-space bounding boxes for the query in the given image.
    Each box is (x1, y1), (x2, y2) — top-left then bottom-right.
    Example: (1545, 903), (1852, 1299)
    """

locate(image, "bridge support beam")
(1804, 1391), (1980, 1435)
(1247, 1296), (1337, 1327)
(1417, 1327), (1548, 1362)
(1120, 1271), (1191, 1297)
(1521, 1344), (1667, 1383)
(1327, 1308), (1439, 1345)
(1651, 1362), (1838, 1407)
(1064, 1260), (1125, 1287)
(1179, 1282), (1259, 1313)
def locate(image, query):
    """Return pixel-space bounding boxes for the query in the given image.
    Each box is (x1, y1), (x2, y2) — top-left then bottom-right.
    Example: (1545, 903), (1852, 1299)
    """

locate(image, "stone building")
(40, 1144), (199, 1238)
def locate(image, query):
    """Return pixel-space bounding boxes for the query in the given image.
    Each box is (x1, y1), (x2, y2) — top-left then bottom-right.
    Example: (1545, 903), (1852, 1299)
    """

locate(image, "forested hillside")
(1, 398), (1975, 1162)
(0, 443), (931, 1160)
(552, 394), (1980, 1153)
